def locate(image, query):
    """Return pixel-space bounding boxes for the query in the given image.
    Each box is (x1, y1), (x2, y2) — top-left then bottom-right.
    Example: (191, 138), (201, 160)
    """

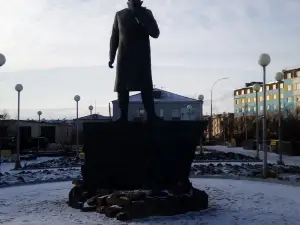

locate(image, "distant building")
(233, 68), (300, 117)
(205, 113), (234, 137)
(111, 88), (203, 121)
(74, 114), (111, 131)
(0, 120), (72, 145)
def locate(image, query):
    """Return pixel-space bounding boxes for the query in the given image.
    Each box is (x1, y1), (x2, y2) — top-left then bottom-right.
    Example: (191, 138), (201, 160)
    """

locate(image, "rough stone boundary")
(10, 162), (263, 171)
(193, 160), (262, 163)
(190, 175), (300, 187)
(10, 165), (81, 171)
(1, 174), (299, 189)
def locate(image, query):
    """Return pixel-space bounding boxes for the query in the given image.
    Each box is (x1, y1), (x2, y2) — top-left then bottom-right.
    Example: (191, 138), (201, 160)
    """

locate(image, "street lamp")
(37, 111), (42, 153)
(258, 53), (271, 178)
(198, 95), (204, 154)
(252, 83), (261, 160)
(198, 94), (204, 119)
(210, 77), (229, 140)
(74, 95), (80, 154)
(222, 112), (227, 145)
(139, 109), (145, 120)
(0, 54), (5, 168)
(275, 72), (284, 165)
(0, 53), (6, 67)
(88, 105), (93, 115)
(187, 105), (192, 120)
(14, 84), (23, 169)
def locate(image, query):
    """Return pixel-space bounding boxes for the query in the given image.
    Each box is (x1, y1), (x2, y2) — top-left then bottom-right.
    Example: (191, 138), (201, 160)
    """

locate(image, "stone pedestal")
(68, 121), (209, 220)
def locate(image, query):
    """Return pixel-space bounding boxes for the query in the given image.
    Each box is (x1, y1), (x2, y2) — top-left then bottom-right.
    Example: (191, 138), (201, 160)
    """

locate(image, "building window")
(260, 106), (263, 111)
(248, 98), (251, 103)
(160, 109), (164, 117)
(274, 105), (277, 110)
(241, 90), (244, 95)
(288, 85), (292, 91)
(248, 107), (251, 112)
(172, 109), (180, 118)
(288, 97), (292, 103)
(297, 83), (300, 90)
(273, 84), (276, 89)
(287, 73), (292, 79)
(242, 99), (245, 103)
(297, 71), (300, 77)
(254, 106), (256, 111)
(273, 94), (277, 99)
(254, 97), (256, 102)
(260, 96), (263, 101)
(266, 86), (269, 91)
(281, 104), (284, 108)
(235, 91), (239, 95)
(242, 108), (244, 112)
(296, 96), (300, 102)
(280, 93), (284, 98)
(247, 89), (251, 94)
(259, 87), (263, 92)
(280, 83), (284, 88)
(267, 105), (270, 110)
(235, 100), (238, 104)
(267, 95), (270, 100)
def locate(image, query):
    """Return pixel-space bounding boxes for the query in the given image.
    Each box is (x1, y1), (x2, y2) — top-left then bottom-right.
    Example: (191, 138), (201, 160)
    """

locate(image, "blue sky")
(1, 0), (300, 119)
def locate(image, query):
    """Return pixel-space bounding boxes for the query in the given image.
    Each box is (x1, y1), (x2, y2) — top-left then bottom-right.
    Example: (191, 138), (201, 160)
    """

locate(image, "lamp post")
(74, 95), (80, 154)
(187, 105), (192, 120)
(222, 112), (227, 145)
(37, 111), (42, 153)
(210, 77), (229, 140)
(252, 83), (261, 160)
(0, 53), (6, 67)
(14, 84), (23, 169)
(198, 94), (204, 154)
(88, 105), (93, 115)
(275, 72), (284, 165)
(258, 53), (271, 178)
(0, 54), (5, 167)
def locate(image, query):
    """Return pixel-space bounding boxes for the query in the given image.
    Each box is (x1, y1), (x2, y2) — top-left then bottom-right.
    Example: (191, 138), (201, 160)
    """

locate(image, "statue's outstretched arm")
(109, 13), (119, 63)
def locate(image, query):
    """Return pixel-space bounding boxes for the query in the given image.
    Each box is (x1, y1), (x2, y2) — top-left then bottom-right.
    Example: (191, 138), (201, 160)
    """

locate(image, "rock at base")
(94, 187), (208, 221)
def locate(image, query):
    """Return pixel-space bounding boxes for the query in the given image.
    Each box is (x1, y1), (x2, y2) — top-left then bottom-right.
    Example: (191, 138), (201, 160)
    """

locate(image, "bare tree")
(0, 110), (10, 120)
(294, 106), (300, 120)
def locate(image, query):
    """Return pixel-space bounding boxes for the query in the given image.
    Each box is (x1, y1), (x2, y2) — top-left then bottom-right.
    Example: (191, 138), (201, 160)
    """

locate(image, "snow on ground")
(0, 179), (299, 224)
(204, 145), (300, 166)
(0, 157), (61, 173)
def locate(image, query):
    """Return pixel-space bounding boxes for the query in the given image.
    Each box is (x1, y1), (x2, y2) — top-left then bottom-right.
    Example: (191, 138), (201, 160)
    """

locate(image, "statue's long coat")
(109, 7), (160, 92)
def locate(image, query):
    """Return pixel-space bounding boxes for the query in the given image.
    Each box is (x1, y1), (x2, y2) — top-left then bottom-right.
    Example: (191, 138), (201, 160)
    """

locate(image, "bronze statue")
(109, 0), (161, 121)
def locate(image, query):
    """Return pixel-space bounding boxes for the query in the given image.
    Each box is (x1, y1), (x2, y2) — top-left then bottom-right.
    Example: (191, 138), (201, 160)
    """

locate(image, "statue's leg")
(141, 89), (162, 121)
(117, 90), (129, 121)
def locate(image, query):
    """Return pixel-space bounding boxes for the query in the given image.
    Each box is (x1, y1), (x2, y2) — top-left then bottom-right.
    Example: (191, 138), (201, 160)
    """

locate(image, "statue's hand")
(108, 61), (114, 69)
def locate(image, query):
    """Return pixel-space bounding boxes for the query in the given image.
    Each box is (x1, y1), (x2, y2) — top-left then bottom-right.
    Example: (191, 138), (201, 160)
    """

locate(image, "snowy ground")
(0, 179), (299, 224)
(204, 145), (300, 166)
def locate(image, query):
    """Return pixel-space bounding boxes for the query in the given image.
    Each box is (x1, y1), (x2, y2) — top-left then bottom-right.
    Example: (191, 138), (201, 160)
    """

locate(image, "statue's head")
(128, 0), (143, 7)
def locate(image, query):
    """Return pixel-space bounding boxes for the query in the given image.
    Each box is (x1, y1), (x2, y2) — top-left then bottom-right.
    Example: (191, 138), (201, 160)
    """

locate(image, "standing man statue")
(109, 0), (161, 122)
